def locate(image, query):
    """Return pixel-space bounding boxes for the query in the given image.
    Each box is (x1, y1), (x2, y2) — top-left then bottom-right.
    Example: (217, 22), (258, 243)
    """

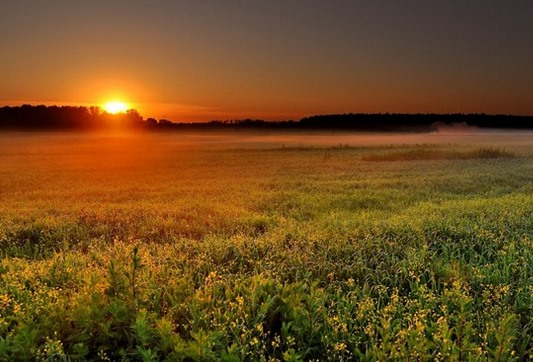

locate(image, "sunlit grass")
(0, 133), (532, 360)
(362, 146), (517, 162)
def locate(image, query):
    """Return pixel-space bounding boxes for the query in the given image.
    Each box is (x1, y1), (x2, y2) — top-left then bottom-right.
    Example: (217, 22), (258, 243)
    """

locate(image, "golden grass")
(0, 132), (532, 360)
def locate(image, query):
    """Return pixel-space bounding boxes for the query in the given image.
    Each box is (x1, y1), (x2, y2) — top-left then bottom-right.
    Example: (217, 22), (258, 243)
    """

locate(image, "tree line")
(0, 105), (144, 131)
(1, 105), (532, 131)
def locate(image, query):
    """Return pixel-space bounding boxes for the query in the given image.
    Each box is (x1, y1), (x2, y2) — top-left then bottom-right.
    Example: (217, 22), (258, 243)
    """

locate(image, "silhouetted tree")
(0, 105), (145, 131)
(145, 118), (158, 128)
(1, 106), (532, 132)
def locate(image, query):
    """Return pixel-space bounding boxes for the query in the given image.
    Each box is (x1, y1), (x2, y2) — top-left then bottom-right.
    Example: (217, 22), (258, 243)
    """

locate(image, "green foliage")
(0, 134), (532, 360)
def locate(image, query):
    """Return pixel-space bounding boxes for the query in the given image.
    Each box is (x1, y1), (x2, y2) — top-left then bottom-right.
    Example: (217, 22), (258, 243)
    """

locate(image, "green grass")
(361, 146), (517, 162)
(0, 133), (532, 361)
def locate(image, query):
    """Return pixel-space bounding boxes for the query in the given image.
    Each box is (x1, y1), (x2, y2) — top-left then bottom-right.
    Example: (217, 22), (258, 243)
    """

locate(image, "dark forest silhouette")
(1, 105), (532, 132)
(0, 105), (143, 131)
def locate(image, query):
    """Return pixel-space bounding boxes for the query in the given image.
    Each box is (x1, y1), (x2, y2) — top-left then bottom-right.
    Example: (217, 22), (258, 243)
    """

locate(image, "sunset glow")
(103, 101), (128, 114)
(1, 2), (532, 121)
(1, 0), (533, 357)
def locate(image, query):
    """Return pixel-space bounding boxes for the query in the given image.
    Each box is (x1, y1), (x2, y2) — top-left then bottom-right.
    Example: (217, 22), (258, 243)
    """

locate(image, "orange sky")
(1, 1), (532, 121)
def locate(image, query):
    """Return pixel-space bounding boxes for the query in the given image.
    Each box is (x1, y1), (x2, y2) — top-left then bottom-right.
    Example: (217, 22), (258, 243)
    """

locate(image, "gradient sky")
(1, 1), (532, 121)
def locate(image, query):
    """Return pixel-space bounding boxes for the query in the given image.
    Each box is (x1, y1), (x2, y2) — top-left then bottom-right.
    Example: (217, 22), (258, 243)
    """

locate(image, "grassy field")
(0, 131), (532, 361)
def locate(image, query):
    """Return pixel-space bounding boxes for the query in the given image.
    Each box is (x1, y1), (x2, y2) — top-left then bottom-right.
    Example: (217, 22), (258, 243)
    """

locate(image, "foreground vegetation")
(0, 132), (532, 361)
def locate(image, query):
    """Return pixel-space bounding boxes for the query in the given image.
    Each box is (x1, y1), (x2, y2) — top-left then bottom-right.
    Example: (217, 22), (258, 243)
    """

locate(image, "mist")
(3, 128), (533, 154)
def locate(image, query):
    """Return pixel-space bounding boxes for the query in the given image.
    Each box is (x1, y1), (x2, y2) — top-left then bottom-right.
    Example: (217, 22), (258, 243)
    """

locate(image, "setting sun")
(103, 101), (128, 114)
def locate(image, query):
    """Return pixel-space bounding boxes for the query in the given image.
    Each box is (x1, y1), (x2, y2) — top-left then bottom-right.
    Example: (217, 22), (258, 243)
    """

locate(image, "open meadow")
(0, 131), (532, 361)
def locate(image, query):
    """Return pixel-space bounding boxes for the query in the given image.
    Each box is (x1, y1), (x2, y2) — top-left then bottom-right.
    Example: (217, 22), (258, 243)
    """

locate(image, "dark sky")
(1, 0), (532, 121)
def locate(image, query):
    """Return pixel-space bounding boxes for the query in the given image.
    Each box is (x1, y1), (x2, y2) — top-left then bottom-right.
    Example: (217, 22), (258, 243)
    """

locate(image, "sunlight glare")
(104, 101), (129, 114)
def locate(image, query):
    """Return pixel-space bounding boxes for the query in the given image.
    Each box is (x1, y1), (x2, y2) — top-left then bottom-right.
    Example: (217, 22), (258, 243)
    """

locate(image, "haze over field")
(1, 1), (533, 359)
(3, 129), (533, 153)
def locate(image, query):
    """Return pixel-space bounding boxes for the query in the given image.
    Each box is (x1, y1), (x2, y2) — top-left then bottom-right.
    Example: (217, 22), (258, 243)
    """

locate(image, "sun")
(103, 101), (129, 114)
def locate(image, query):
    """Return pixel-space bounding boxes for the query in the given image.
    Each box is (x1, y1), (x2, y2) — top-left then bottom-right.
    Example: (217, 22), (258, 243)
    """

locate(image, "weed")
(362, 146), (516, 161)
(0, 133), (531, 359)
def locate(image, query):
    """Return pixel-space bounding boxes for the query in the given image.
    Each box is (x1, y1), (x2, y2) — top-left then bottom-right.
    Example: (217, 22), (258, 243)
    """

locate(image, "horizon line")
(2, 103), (533, 123)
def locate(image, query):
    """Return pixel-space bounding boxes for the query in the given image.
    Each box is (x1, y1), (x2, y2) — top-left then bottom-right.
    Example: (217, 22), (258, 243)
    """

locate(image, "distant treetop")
(0, 105), (532, 131)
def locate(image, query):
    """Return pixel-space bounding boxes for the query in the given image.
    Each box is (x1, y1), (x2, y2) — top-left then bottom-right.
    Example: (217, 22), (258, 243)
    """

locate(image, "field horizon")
(3, 0), (532, 358)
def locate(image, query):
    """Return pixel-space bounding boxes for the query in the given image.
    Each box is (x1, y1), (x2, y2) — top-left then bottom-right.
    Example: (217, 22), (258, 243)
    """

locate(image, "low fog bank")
(431, 121), (533, 136)
(2, 130), (532, 176)
(212, 129), (533, 151)
(3, 128), (533, 151)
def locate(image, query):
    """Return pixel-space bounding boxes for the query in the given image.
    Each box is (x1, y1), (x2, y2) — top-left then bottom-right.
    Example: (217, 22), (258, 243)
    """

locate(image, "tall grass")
(362, 146), (516, 162)
(0, 134), (531, 360)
